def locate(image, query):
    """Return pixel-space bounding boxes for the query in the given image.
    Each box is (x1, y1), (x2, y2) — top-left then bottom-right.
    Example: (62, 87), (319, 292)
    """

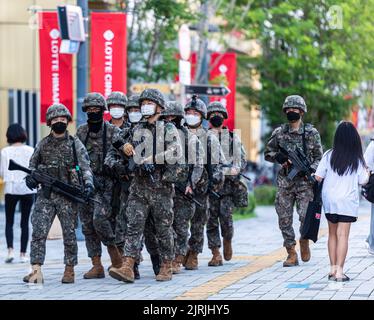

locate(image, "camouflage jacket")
(29, 131), (93, 191)
(264, 122), (323, 187)
(76, 121), (122, 189)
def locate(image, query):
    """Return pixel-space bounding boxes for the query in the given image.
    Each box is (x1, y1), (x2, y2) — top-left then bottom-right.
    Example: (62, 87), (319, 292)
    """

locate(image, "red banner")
(188, 52), (237, 130)
(90, 12), (127, 98)
(38, 12), (73, 123)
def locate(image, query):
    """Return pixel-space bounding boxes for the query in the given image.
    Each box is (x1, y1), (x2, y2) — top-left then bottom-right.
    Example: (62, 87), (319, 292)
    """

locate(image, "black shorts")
(325, 213), (357, 224)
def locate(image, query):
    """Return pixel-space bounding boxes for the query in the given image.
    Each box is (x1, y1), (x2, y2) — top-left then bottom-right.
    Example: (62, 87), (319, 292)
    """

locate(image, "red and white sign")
(38, 12), (73, 123)
(189, 52), (237, 131)
(90, 12), (127, 98)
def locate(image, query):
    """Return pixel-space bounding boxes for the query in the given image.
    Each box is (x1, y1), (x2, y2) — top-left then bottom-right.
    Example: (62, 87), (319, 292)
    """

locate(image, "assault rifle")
(8, 160), (99, 205)
(174, 184), (203, 207)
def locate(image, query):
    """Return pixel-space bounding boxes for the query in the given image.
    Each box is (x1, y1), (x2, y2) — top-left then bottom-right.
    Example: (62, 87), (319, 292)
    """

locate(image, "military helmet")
(46, 103), (72, 126)
(282, 95), (307, 113)
(125, 94), (140, 110)
(138, 88), (165, 109)
(162, 101), (185, 118)
(106, 91), (127, 107)
(207, 101), (228, 119)
(82, 92), (107, 112)
(184, 95), (207, 119)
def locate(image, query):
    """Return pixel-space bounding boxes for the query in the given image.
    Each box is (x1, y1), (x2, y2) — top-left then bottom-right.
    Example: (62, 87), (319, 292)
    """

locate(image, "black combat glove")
(25, 175), (38, 190)
(84, 184), (94, 202)
(274, 152), (288, 165)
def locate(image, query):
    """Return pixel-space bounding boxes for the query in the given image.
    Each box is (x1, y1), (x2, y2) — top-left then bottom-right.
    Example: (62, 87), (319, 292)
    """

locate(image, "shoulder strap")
(302, 124), (307, 154)
(102, 121), (107, 166)
(70, 136), (84, 188)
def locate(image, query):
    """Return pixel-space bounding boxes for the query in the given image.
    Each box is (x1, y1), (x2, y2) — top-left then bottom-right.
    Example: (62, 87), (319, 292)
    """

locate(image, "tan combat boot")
(184, 251), (198, 270)
(61, 265), (75, 284)
(107, 245), (123, 270)
(172, 255), (184, 274)
(23, 264), (44, 284)
(109, 256), (135, 283)
(283, 246), (299, 267)
(299, 239), (311, 262)
(156, 260), (173, 281)
(208, 247), (223, 266)
(182, 249), (191, 267)
(223, 238), (233, 261)
(84, 256), (105, 279)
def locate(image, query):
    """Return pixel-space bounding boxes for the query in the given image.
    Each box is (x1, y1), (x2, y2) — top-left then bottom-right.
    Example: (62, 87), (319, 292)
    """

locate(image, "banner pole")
(76, 0), (88, 127)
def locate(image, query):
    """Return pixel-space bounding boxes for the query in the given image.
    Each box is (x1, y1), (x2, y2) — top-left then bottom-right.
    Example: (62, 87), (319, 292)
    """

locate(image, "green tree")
(218, 0), (374, 147)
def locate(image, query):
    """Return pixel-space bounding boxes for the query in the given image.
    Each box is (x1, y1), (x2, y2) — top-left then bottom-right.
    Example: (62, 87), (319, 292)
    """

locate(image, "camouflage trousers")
(30, 192), (78, 266)
(275, 182), (314, 248)
(143, 214), (160, 257)
(173, 193), (195, 256)
(123, 178), (175, 261)
(207, 195), (234, 249)
(187, 193), (209, 254)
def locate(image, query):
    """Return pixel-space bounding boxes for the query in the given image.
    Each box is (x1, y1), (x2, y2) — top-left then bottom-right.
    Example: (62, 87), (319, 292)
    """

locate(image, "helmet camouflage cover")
(125, 94), (140, 110)
(162, 101), (185, 118)
(106, 91), (128, 107)
(207, 101), (228, 119)
(82, 92), (107, 112)
(138, 88), (166, 109)
(282, 95), (307, 113)
(46, 103), (72, 126)
(184, 95), (207, 119)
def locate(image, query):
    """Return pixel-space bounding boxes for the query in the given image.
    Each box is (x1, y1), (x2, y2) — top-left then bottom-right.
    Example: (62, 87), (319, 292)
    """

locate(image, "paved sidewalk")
(0, 201), (373, 300)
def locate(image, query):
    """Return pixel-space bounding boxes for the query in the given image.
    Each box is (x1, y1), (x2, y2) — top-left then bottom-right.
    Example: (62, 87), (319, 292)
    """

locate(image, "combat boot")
(185, 251), (198, 270)
(182, 250), (191, 267)
(223, 238), (233, 261)
(299, 239), (311, 262)
(109, 256), (135, 283)
(134, 262), (140, 280)
(150, 254), (161, 275)
(107, 245), (123, 270)
(23, 264), (44, 284)
(283, 246), (299, 267)
(172, 255), (184, 274)
(84, 256), (105, 279)
(156, 260), (173, 281)
(208, 247), (223, 267)
(61, 265), (75, 284)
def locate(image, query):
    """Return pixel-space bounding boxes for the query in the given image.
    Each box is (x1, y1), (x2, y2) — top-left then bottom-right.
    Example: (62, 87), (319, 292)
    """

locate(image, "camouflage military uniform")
(207, 129), (247, 250)
(264, 97), (323, 249)
(76, 121), (122, 255)
(29, 131), (93, 266)
(122, 119), (182, 261)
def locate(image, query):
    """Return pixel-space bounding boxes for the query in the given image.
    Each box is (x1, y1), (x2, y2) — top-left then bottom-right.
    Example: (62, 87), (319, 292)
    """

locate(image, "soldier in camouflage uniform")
(264, 95), (323, 266)
(109, 88), (183, 283)
(183, 96), (225, 270)
(157, 101), (205, 274)
(76, 92), (124, 280)
(104, 94), (143, 279)
(107, 91), (129, 130)
(206, 101), (247, 267)
(23, 104), (94, 284)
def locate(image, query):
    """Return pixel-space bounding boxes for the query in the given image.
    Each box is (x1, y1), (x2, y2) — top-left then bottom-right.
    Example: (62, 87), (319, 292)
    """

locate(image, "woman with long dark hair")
(315, 121), (369, 282)
(0, 124), (36, 263)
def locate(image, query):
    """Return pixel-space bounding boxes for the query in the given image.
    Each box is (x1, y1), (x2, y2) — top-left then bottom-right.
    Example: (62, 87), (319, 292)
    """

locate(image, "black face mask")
(210, 115), (224, 128)
(51, 122), (67, 134)
(286, 111), (301, 122)
(87, 111), (103, 123)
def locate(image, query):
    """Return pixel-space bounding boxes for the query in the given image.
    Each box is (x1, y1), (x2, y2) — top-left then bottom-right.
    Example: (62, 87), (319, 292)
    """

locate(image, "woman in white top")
(363, 140), (374, 255)
(0, 124), (36, 263)
(315, 121), (369, 282)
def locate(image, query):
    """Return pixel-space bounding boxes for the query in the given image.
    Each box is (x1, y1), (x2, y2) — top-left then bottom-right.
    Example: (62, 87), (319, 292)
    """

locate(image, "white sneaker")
(20, 255), (29, 263)
(5, 251), (14, 263)
(368, 247), (374, 256)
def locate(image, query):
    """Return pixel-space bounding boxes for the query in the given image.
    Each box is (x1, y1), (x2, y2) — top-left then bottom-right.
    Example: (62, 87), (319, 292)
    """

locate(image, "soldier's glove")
(25, 175), (38, 190)
(84, 184), (94, 202)
(274, 152), (288, 165)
